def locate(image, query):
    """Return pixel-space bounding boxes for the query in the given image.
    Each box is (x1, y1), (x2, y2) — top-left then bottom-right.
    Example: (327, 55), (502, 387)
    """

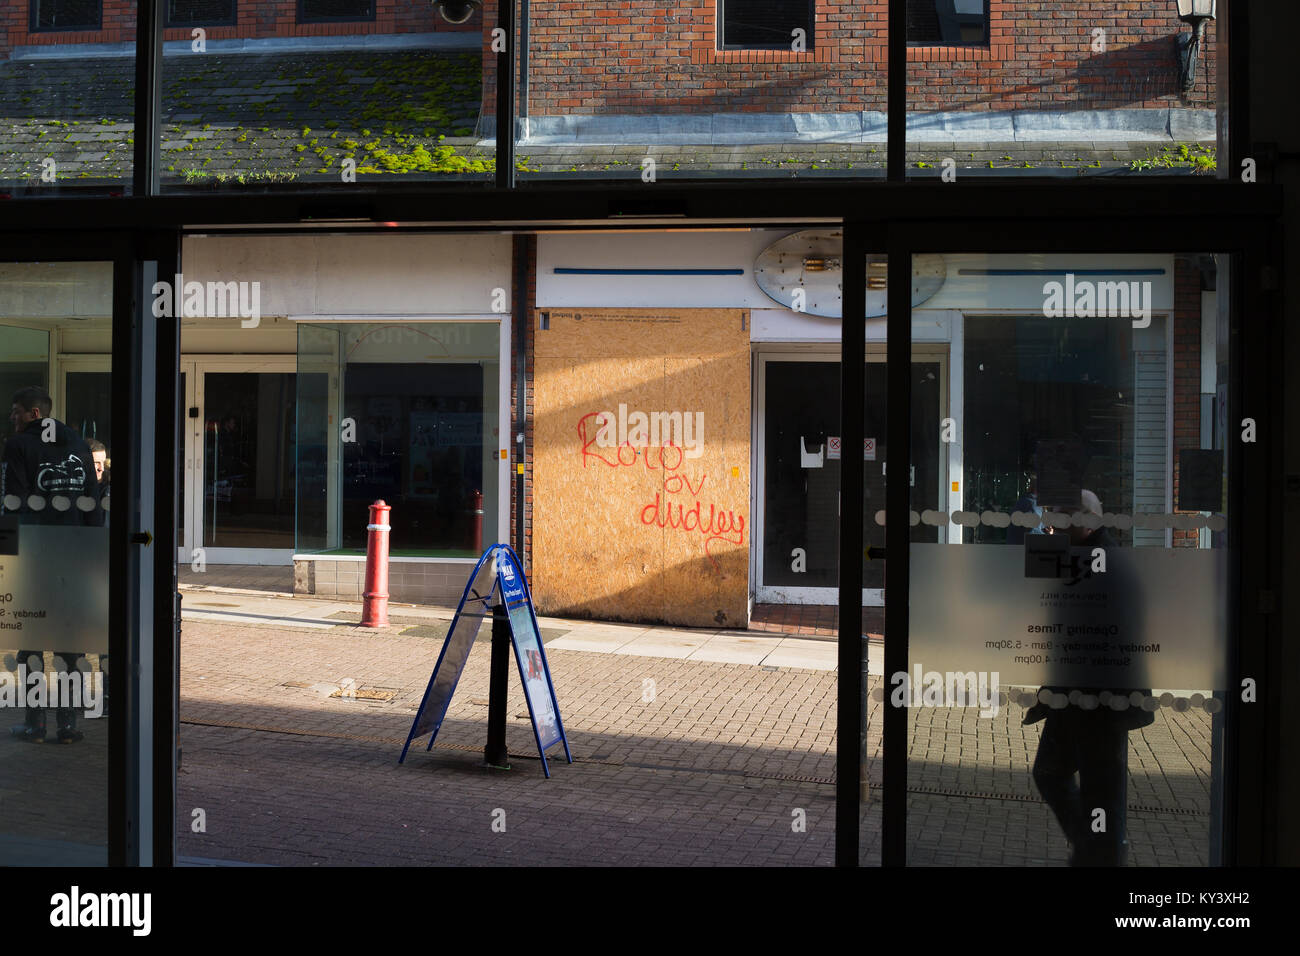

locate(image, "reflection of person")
(2, 386), (100, 525)
(2, 387), (98, 744)
(1006, 469), (1045, 544)
(86, 438), (110, 526)
(1024, 489), (1153, 866)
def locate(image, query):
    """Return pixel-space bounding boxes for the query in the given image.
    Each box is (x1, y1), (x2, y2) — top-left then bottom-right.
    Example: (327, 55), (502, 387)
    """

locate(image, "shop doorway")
(177, 359), (297, 566)
(754, 348), (948, 606)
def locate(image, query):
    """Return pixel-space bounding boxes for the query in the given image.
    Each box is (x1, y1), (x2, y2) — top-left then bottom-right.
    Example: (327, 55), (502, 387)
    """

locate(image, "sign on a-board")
(400, 543), (572, 777)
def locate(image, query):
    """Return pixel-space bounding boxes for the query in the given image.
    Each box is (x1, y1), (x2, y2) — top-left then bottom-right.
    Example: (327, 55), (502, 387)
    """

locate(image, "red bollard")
(470, 489), (484, 554)
(361, 499), (391, 628)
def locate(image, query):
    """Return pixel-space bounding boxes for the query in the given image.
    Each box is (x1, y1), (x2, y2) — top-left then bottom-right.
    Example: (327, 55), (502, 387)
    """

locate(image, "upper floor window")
(907, 0), (988, 45)
(30, 0), (101, 31)
(167, 0), (237, 27)
(298, 0), (375, 22)
(718, 0), (815, 51)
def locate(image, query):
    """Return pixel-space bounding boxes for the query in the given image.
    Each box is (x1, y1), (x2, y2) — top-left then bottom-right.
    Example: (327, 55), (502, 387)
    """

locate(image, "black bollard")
(484, 603), (511, 769)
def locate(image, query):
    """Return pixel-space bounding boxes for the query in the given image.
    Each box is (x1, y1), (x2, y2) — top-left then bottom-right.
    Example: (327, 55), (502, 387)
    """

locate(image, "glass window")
(516, 1), (887, 180)
(30, 0), (100, 31)
(4, 5), (132, 192)
(166, 0), (237, 27)
(907, 0), (987, 45)
(0, 326), (49, 404)
(298, 0), (375, 23)
(719, 0), (814, 50)
(64, 371), (113, 451)
(902, 252), (1230, 865)
(296, 322), (501, 557)
(201, 372), (296, 551)
(0, 262), (113, 866)
(161, 0), (489, 189)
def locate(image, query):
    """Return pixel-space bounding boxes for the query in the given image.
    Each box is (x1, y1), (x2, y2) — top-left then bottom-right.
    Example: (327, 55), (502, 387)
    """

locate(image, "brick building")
(2, 0), (476, 59)
(484, 0), (1217, 117)
(0, 1), (1223, 180)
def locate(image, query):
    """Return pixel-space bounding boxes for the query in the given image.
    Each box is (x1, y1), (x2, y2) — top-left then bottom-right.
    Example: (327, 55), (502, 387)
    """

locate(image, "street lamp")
(434, 0), (481, 25)
(1175, 0), (1217, 92)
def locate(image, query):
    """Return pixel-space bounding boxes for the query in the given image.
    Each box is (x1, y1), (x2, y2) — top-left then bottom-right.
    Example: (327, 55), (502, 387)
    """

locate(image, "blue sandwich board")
(399, 543), (572, 777)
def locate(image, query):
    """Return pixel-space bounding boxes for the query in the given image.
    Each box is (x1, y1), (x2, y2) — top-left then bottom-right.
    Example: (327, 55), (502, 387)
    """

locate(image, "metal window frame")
(0, 229), (181, 868)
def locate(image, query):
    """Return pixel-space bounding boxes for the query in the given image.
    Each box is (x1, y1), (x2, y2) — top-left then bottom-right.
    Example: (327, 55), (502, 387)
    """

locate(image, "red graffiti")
(576, 410), (742, 571)
(640, 493), (745, 568)
(578, 411), (689, 476)
(664, 470), (705, 496)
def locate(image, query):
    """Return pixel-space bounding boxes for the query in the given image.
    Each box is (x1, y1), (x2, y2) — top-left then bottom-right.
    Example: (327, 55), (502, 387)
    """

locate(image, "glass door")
(756, 351), (946, 605)
(0, 266), (115, 865)
(181, 359), (297, 566)
(904, 251), (1233, 866)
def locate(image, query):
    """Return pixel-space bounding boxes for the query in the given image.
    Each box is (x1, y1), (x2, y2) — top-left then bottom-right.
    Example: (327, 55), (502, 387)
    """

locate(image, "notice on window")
(910, 543), (1226, 690)
(0, 526), (109, 654)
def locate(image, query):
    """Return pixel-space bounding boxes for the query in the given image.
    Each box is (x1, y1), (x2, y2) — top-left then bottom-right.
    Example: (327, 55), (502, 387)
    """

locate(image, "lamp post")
(433, 0), (481, 25)
(1175, 0), (1217, 93)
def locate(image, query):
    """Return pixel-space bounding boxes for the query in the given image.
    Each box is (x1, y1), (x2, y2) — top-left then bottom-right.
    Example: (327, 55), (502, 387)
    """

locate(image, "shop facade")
(2, 232), (1216, 629)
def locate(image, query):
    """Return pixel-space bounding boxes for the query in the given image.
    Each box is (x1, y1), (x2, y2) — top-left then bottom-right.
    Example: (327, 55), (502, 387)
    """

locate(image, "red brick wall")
(480, 0), (1219, 118)
(1, 0), (479, 58)
(1172, 255), (1203, 547)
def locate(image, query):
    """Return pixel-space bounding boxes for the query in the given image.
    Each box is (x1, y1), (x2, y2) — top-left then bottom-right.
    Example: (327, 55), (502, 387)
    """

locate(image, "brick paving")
(172, 608), (1215, 866)
(0, 583), (1215, 866)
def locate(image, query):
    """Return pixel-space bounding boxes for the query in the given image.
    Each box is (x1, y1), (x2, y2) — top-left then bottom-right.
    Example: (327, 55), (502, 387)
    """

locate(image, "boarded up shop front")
(533, 309), (750, 627)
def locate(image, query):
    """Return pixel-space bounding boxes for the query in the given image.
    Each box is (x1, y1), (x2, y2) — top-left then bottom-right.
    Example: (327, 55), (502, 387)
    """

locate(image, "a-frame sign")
(400, 543), (572, 777)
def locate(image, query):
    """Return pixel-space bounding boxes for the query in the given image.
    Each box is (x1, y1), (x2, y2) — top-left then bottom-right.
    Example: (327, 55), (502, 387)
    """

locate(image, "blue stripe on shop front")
(553, 268), (745, 275)
(958, 269), (1166, 276)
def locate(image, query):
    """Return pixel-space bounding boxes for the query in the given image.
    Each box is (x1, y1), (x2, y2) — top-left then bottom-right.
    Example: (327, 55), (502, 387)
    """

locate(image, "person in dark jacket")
(2, 386), (100, 743)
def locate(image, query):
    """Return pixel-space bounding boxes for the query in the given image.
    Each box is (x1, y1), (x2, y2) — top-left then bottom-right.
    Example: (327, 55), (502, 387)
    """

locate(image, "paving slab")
(761, 638), (839, 671)
(687, 634), (785, 666)
(614, 631), (714, 660)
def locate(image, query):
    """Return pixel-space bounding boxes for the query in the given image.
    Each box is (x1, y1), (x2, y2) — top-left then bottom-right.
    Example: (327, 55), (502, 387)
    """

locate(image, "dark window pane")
(907, 0), (986, 45)
(31, 0), (100, 30)
(300, 0), (374, 21)
(722, 0), (811, 49)
(167, 0), (236, 26)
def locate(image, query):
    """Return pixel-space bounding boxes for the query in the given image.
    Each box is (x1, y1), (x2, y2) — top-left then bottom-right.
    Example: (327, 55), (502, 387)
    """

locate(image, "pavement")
(0, 573), (1216, 867)
(166, 578), (1215, 867)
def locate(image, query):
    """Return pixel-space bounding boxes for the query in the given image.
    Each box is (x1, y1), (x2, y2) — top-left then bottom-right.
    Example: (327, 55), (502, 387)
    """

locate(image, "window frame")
(717, 0), (816, 52)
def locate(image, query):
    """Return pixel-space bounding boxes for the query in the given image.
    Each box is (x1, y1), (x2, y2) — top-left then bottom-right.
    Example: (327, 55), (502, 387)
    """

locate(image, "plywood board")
(534, 309), (750, 628)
